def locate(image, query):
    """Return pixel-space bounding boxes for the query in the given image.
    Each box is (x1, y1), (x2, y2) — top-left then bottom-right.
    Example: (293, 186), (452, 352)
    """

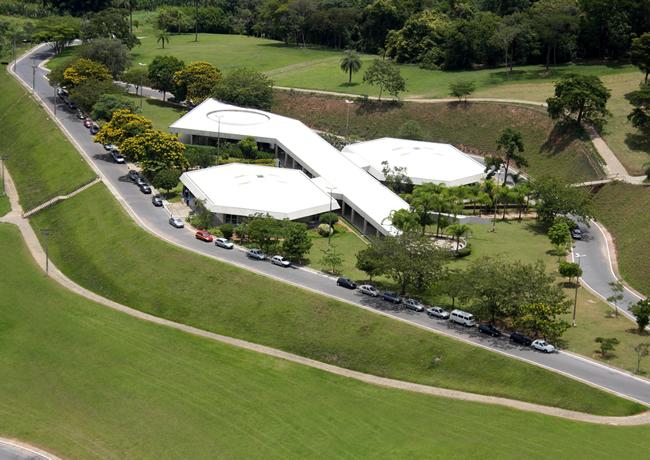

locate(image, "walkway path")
(1, 167), (648, 426)
(23, 177), (100, 217)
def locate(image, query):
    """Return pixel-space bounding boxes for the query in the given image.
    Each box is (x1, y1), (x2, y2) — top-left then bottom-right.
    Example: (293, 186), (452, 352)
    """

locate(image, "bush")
(151, 168), (181, 193)
(220, 223), (234, 240)
(319, 212), (339, 226)
(318, 223), (333, 237)
(91, 94), (139, 121)
(397, 120), (424, 140)
(184, 145), (216, 169)
(455, 243), (472, 258)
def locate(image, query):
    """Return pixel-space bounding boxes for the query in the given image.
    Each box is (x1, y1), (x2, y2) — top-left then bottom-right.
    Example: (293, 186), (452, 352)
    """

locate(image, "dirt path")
(1, 168), (648, 426)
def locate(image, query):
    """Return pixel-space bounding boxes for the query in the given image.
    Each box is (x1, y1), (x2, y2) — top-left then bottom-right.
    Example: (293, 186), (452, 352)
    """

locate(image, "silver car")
(403, 298), (425, 312)
(247, 249), (266, 260)
(271, 255), (291, 267)
(426, 306), (450, 319)
(215, 237), (234, 249)
(169, 216), (184, 228)
(358, 284), (379, 297)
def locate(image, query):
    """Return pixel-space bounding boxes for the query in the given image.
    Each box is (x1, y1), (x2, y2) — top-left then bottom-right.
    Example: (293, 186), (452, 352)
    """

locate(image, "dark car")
(139, 183), (152, 194)
(382, 291), (401, 304)
(127, 170), (141, 182)
(67, 101), (77, 110)
(151, 195), (163, 207)
(337, 277), (357, 289)
(478, 324), (502, 337)
(509, 332), (532, 346)
(135, 176), (147, 187)
(571, 228), (583, 240)
(90, 123), (100, 135)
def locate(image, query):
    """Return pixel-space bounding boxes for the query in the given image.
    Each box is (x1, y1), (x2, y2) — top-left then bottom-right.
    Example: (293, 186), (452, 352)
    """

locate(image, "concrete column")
(350, 207), (355, 223)
(363, 219), (368, 235)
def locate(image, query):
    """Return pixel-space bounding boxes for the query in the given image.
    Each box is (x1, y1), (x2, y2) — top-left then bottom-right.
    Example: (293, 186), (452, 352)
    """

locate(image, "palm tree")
(447, 224), (471, 254)
(496, 128), (526, 186)
(156, 29), (170, 49)
(340, 50), (362, 84)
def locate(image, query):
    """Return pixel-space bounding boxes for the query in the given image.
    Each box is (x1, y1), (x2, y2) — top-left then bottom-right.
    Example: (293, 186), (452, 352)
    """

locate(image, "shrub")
(455, 243), (472, 258)
(319, 212), (339, 226)
(318, 223), (333, 237)
(220, 223), (234, 240)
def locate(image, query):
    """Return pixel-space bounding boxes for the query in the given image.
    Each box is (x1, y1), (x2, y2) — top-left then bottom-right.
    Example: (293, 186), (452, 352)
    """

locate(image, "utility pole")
(138, 62), (146, 111)
(0, 155), (8, 197)
(41, 228), (52, 275)
(572, 252), (586, 327)
(53, 85), (57, 115)
(344, 99), (353, 138)
(217, 116), (222, 155)
(327, 186), (334, 246)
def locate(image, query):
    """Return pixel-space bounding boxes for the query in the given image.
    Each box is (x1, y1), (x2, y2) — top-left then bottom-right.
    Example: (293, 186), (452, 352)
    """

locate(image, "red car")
(83, 119), (93, 128)
(195, 230), (213, 242)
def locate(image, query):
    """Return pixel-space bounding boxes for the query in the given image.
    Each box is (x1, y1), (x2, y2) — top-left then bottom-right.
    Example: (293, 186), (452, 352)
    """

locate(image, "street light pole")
(327, 186), (334, 246)
(138, 62), (146, 111)
(217, 116), (222, 155)
(344, 99), (353, 138)
(41, 229), (52, 275)
(53, 85), (57, 115)
(31, 58), (36, 93)
(572, 252), (585, 327)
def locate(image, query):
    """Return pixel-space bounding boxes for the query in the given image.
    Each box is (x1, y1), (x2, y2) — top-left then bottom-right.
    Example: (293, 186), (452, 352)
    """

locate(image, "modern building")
(342, 138), (486, 186)
(170, 99), (409, 236)
(179, 163), (338, 225)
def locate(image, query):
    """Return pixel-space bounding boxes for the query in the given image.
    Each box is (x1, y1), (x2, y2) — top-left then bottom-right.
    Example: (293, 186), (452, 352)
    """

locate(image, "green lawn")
(124, 93), (187, 130)
(273, 92), (603, 182)
(2, 224), (650, 460)
(0, 70), (96, 210)
(593, 182), (650, 296)
(306, 222), (369, 279)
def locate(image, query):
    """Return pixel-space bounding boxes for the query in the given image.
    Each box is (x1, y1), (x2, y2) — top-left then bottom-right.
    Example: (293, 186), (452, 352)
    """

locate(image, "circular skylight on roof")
(207, 109), (271, 126)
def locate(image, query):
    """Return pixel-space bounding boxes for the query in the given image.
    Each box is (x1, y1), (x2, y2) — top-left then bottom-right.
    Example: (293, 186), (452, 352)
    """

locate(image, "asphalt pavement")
(0, 440), (52, 460)
(11, 44), (650, 407)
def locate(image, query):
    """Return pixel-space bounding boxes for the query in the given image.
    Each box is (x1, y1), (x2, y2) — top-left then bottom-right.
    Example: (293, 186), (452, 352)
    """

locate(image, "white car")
(104, 143), (118, 151)
(214, 237), (234, 249)
(271, 255), (291, 267)
(532, 339), (556, 353)
(358, 284), (379, 297)
(426, 306), (450, 319)
(168, 216), (184, 228)
(403, 298), (424, 312)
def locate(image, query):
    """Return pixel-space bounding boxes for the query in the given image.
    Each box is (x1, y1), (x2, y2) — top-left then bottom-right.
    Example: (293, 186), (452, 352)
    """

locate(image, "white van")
(450, 309), (475, 327)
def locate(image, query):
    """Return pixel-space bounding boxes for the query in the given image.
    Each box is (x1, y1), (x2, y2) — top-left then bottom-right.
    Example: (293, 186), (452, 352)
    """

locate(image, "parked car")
(403, 298), (424, 312)
(336, 277), (357, 289)
(138, 183), (151, 194)
(127, 170), (141, 182)
(135, 176), (147, 187)
(247, 248), (266, 260)
(195, 230), (214, 242)
(509, 332), (532, 346)
(271, 255), (291, 267)
(56, 87), (68, 98)
(571, 228), (583, 240)
(531, 339), (556, 353)
(110, 149), (125, 164)
(83, 119), (92, 128)
(214, 237), (234, 249)
(169, 216), (184, 228)
(90, 123), (100, 135)
(151, 195), (163, 207)
(104, 143), (117, 151)
(76, 109), (85, 119)
(382, 291), (401, 304)
(478, 323), (502, 337)
(67, 101), (76, 110)
(358, 284), (379, 297)
(426, 306), (450, 319)
(449, 309), (476, 327)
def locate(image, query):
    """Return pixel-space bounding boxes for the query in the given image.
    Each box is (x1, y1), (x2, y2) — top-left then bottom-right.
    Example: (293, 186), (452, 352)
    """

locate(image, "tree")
(439, 269), (466, 308)
(515, 302), (570, 341)
(94, 109), (153, 146)
(355, 246), (385, 282)
(449, 80), (475, 101)
(80, 7), (137, 48)
(340, 50), (362, 84)
(630, 32), (650, 83)
(148, 55), (185, 101)
(363, 59), (406, 100)
(607, 280), (625, 318)
(238, 137), (259, 159)
(189, 199), (212, 229)
(381, 162), (413, 194)
(247, 214), (284, 254)
(120, 130), (188, 176)
(447, 223), (470, 254)
(532, 176), (592, 223)
(530, 0), (580, 71)
(495, 128), (526, 186)
(151, 168), (181, 194)
(595, 337), (620, 359)
(634, 343), (650, 374)
(212, 68), (274, 111)
(68, 78), (118, 113)
(220, 223), (234, 240)
(184, 145), (216, 169)
(282, 222), (312, 262)
(546, 74), (611, 128)
(627, 83), (650, 136)
(397, 120), (424, 140)
(79, 38), (131, 77)
(173, 61), (221, 104)
(384, 10), (450, 64)
(320, 245), (344, 275)
(121, 66), (151, 97)
(319, 212), (339, 226)
(156, 28), (170, 49)
(547, 219), (571, 257)
(630, 299), (650, 334)
(43, 0), (112, 14)
(33, 15), (80, 55)
(61, 58), (112, 88)
(388, 208), (420, 233)
(91, 94), (139, 121)
(558, 261), (582, 285)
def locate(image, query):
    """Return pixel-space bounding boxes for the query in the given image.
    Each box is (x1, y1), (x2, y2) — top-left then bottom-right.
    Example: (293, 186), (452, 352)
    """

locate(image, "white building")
(342, 138), (486, 187)
(180, 163), (338, 225)
(170, 99), (409, 236)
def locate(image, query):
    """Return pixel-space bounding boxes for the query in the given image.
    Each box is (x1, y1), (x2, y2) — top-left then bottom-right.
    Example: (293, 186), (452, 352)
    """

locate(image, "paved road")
(572, 221), (644, 321)
(0, 440), (54, 460)
(12, 44), (650, 406)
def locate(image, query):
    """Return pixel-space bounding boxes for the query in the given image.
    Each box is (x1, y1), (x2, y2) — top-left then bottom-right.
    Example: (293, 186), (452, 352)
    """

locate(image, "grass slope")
(0, 70), (95, 210)
(593, 182), (650, 296)
(28, 184), (642, 416)
(1, 224), (649, 460)
(273, 92), (603, 182)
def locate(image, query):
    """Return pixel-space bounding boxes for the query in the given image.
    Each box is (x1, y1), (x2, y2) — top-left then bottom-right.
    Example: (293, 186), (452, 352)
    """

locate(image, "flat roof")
(180, 163), (338, 220)
(170, 100), (409, 235)
(342, 138), (486, 186)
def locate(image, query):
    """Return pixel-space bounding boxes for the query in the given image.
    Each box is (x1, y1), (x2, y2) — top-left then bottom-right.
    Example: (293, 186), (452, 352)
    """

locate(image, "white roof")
(180, 163), (338, 220)
(170, 99), (409, 235)
(342, 138), (486, 186)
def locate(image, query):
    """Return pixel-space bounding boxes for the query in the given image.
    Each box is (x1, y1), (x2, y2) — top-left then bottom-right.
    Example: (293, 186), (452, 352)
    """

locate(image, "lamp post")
(216, 115), (222, 155)
(53, 85), (57, 115)
(31, 57), (37, 93)
(326, 186), (335, 246)
(0, 155), (8, 197)
(572, 251), (586, 327)
(344, 99), (354, 138)
(40, 228), (52, 275)
(138, 62), (146, 111)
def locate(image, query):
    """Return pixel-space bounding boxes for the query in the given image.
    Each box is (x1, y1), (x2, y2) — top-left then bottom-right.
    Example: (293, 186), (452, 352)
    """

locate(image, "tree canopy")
(631, 32), (650, 83)
(172, 61), (221, 104)
(91, 94), (139, 121)
(94, 109), (153, 146)
(212, 67), (274, 111)
(78, 38), (131, 77)
(148, 55), (185, 101)
(61, 58), (112, 88)
(546, 74), (611, 128)
(120, 130), (188, 176)
(362, 59), (405, 100)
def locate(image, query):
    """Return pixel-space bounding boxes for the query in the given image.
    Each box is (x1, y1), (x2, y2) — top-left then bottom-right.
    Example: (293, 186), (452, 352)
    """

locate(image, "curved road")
(0, 439), (57, 460)
(10, 44), (650, 406)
